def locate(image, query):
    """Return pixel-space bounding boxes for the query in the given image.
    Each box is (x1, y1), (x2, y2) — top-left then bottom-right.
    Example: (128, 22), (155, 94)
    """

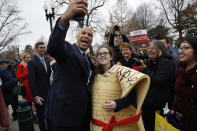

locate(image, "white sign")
(130, 30), (147, 36)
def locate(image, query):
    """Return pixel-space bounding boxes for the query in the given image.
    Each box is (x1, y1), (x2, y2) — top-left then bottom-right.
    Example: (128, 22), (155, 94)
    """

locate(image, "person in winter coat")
(141, 40), (174, 131)
(136, 43), (149, 60)
(0, 66), (13, 131)
(0, 89), (9, 131)
(117, 43), (141, 71)
(0, 60), (17, 107)
(108, 25), (129, 63)
(16, 53), (34, 104)
(173, 36), (197, 131)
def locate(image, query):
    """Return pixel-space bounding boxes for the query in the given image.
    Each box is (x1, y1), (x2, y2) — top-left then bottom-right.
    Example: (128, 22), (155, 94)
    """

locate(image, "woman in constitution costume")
(92, 45), (150, 131)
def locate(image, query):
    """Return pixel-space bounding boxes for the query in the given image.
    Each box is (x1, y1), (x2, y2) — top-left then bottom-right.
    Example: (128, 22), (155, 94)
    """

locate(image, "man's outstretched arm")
(47, 0), (88, 61)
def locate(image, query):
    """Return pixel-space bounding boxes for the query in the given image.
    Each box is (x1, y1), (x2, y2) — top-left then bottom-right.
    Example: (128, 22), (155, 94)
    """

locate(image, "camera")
(133, 58), (142, 66)
(143, 59), (149, 65)
(133, 58), (150, 66)
(114, 25), (120, 31)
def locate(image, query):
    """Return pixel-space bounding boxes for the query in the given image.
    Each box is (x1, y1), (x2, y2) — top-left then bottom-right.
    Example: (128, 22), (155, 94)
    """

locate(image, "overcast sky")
(17, 0), (155, 50)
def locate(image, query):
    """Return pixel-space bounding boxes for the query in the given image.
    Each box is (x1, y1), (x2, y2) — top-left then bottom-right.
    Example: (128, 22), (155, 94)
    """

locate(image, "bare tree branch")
(0, 0), (28, 50)
(157, 0), (191, 39)
(54, 0), (70, 5)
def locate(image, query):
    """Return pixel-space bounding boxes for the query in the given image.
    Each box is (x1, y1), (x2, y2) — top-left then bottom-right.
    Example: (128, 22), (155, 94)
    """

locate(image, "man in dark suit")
(45, 0), (95, 130)
(28, 42), (51, 131)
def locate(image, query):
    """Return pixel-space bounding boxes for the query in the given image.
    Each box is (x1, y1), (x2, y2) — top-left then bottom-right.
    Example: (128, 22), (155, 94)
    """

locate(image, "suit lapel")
(87, 55), (95, 71)
(73, 44), (90, 78)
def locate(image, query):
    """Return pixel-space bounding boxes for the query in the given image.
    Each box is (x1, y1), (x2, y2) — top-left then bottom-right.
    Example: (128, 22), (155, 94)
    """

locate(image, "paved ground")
(8, 96), (39, 131)
(8, 96), (92, 131)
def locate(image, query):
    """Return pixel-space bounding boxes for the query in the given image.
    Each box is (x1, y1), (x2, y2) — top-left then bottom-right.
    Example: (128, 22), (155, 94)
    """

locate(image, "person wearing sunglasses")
(173, 36), (197, 131)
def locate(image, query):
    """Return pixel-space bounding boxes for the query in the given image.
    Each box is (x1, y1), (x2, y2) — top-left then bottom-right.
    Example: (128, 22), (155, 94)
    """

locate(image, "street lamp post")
(14, 45), (21, 69)
(44, 2), (55, 33)
(16, 45), (20, 58)
(104, 31), (110, 44)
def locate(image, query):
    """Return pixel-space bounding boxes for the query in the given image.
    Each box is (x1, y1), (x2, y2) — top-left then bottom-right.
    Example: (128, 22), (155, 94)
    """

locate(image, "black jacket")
(136, 52), (149, 60)
(27, 55), (51, 100)
(143, 56), (174, 109)
(118, 57), (141, 69)
(0, 68), (17, 106)
(45, 19), (95, 127)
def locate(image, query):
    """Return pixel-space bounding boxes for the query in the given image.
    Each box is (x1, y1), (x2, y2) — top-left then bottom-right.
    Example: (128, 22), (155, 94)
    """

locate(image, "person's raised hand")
(118, 27), (122, 34)
(60, 0), (88, 26)
(139, 60), (147, 71)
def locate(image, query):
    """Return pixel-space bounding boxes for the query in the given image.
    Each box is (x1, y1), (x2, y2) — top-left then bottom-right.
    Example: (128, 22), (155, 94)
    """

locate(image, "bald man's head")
(76, 27), (93, 52)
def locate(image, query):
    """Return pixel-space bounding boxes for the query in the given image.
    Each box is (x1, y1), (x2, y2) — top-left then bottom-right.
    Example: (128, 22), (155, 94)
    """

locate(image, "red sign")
(130, 30), (149, 45)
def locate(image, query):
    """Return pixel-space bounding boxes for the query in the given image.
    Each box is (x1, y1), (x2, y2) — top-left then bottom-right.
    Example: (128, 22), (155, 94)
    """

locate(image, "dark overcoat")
(45, 19), (95, 127)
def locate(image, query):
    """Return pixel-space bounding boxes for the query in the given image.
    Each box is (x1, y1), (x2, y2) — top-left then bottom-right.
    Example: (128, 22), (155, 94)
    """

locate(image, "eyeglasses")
(97, 52), (110, 57)
(178, 46), (192, 52)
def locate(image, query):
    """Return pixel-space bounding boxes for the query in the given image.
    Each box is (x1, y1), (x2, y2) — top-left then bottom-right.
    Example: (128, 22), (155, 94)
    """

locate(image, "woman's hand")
(102, 100), (117, 112)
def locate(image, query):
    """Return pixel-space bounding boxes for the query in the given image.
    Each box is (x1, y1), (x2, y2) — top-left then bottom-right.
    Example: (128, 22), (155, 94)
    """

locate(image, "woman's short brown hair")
(120, 43), (132, 52)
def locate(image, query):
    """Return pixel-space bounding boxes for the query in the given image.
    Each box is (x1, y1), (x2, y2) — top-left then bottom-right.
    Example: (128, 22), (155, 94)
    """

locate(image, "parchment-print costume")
(92, 65), (150, 131)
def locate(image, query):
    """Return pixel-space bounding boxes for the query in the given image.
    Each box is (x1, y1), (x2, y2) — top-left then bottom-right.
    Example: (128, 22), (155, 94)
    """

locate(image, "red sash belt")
(92, 109), (142, 131)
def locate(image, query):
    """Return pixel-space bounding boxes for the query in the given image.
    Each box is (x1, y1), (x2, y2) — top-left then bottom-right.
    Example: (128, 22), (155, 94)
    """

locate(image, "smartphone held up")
(72, 0), (87, 22)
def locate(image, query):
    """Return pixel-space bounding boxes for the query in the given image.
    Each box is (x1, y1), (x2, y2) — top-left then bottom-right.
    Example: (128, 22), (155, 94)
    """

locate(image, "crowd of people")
(0, 0), (197, 131)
